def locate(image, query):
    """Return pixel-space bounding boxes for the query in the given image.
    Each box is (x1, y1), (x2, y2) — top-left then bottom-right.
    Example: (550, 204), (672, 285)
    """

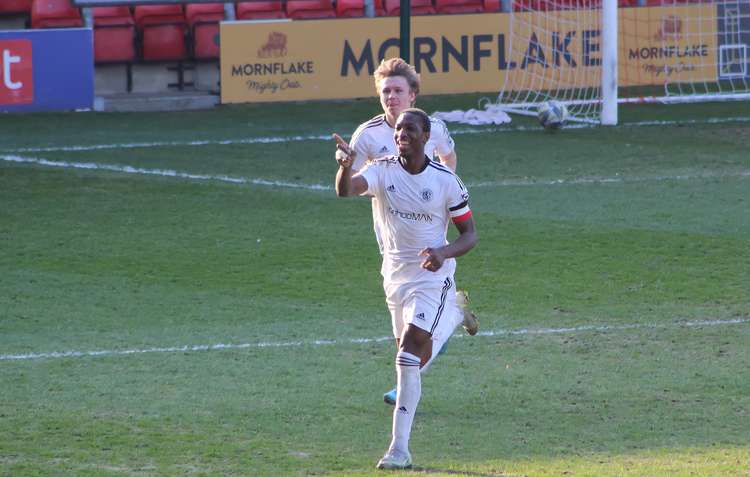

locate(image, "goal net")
(495, 0), (750, 125)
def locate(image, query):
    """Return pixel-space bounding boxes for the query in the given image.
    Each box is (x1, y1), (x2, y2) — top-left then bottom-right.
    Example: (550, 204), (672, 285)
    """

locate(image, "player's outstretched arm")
(333, 133), (368, 197)
(419, 217), (477, 272)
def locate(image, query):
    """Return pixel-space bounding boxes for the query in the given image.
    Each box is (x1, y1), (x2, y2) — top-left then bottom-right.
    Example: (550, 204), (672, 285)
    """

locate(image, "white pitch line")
(5, 116), (750, 154)
(470, 170), (750, 188)
(0, 155), (330, 191)
(4, 154), (750, 191)
(1, 318), (747, 362)
(5, 134), (333, 154)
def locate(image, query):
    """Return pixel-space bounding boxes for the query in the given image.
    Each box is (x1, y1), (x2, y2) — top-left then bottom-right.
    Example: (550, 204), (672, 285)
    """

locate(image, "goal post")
(601, 0), (617, 125)
(495, 0), (750, 125)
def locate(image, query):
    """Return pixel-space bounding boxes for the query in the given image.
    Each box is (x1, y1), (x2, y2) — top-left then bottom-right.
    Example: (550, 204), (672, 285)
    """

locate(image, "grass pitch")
(1, 95), (749, 476)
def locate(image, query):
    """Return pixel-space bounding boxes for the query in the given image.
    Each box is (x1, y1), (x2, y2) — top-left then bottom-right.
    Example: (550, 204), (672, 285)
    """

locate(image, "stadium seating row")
(2, 0), (702, 64)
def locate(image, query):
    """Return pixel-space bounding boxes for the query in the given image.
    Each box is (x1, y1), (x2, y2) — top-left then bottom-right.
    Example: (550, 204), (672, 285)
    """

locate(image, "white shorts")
(385, 275), (462, 345)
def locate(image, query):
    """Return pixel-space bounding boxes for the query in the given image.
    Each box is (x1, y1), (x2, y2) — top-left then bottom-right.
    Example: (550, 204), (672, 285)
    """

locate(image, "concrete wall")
(95, 61), (220, 96)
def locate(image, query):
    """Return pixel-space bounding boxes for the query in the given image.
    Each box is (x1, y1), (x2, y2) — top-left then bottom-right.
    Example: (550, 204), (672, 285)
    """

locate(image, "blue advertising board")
(0, 28), (93, 113)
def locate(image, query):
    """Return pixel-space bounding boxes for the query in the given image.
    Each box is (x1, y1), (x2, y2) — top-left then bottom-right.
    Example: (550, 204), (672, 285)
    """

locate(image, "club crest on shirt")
(420, 188), (433, 202)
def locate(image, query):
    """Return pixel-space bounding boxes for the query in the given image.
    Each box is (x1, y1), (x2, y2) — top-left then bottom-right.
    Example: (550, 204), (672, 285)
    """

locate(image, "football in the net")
(537, 100), (569, 129)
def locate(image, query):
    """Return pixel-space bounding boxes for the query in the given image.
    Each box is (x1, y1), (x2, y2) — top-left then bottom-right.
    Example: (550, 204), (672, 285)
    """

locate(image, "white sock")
(390, 351), (421, 454)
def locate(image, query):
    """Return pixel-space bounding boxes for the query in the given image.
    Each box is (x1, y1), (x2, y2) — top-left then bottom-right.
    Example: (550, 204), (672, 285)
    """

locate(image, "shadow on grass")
(413, 466), (511, 477)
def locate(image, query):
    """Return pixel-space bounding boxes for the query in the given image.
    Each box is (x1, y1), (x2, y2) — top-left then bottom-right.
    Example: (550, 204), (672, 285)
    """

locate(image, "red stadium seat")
(285, 0), (336, 19)
(236, 1), (286, 19)
(0, 0), (32, 15)
(512, 0), (546, 10)
(483, 0), (501, 11)
(435, 0), (484, 14)
(645, 0), (690, 5)
(384, 0), (436, 15)
(134, 4), (187, 61)
(335, 0), (385, 17)
(93, 7), (135, 64)
(545, 0), (602, 9)
(511, 0), (636, 10)
(538, 0), (640, 8)
(185, 3), (225, 60)
(31, 0), (82, 28)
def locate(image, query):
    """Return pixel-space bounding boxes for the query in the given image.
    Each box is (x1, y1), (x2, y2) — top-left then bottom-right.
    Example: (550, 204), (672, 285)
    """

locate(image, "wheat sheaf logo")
(655, 15), (683, 41)
(258, 32), (288, 58)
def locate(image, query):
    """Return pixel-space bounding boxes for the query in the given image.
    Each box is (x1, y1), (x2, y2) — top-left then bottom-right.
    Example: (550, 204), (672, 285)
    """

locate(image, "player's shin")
(383, 333), (450, 406)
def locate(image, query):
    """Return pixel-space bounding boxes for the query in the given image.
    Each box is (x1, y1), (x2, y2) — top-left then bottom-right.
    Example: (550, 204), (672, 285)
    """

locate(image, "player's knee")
(399, 327), (432, 363)
(401, 325), (431, 347)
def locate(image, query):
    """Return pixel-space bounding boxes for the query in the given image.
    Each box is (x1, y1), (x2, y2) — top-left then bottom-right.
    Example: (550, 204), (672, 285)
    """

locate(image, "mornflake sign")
(220, 7), (717, 103)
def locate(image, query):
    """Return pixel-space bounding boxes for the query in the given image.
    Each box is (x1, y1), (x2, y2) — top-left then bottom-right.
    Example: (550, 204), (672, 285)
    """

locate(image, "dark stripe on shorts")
(430, 277), (453, 335)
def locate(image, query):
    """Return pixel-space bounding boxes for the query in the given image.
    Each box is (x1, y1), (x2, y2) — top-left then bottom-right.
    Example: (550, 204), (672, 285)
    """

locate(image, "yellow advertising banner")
(221, 17), (398, 102)
(619, 5), (717, 87)
(220, 5), (717, 103)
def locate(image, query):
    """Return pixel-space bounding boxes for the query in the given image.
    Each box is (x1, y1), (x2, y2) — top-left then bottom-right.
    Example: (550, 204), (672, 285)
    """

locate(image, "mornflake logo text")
(0, 40), (33, 105)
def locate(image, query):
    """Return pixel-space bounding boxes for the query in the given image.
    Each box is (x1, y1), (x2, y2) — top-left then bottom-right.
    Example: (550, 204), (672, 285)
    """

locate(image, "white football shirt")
(358, 156), (472, 285)
(349, 114), (456, 255)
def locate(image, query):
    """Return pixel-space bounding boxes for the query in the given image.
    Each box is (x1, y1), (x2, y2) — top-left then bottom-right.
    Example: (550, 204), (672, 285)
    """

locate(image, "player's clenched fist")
(419, 247), (445, 272)
(332, 133), (356, 168)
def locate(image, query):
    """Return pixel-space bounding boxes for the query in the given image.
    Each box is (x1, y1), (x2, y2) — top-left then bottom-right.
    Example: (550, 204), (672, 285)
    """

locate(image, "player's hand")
(332, 133), (356, 168)
(419, 247), (445, 272)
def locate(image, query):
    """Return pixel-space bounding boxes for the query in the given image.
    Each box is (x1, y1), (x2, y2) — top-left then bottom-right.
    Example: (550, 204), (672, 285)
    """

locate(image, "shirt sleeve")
(447, 174), (471, 223)
(357, 161), (381, 197)
(431, 118), (456, 158)
(351, 139), (370, 172)
(350, 123), (375, 172)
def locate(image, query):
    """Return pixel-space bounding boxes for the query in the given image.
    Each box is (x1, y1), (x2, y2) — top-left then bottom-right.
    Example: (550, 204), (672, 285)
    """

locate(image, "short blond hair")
(374, 58), (420, 95)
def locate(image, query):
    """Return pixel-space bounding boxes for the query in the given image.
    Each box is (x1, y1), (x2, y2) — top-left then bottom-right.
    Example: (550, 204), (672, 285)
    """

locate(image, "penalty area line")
(1, 318), (747, 362)
(4, 134), (333, 154)
(0, 155), (331, 191)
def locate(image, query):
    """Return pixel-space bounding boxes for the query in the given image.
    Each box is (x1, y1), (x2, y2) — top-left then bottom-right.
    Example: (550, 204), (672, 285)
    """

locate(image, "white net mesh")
(495, 0), (750, 123)
(620, 0), (750, 104)
(497, 0), (606, 124)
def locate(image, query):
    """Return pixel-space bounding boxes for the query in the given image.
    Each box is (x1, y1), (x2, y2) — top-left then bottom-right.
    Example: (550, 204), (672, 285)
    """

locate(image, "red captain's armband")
(451, 209), (473, 224)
